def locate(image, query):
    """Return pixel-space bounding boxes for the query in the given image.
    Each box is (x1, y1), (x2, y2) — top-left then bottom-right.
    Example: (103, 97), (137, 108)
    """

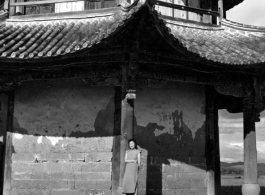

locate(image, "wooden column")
(118, 63), (136, 194)
(118, 89), (135, 194)
(112, 87), (122, 195)
(242, 95), (260, 195)
(205, 86), (221, 195)
(210, 0), (218, 25)
(1, 91), (15, 195)
(218, 0), (223, 22)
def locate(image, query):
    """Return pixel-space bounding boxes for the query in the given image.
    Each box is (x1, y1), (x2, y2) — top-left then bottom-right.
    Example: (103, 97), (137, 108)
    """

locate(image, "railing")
(7, 0), (116, 16)
(5, 0), (221, 24)
(155, 0), (221, 24)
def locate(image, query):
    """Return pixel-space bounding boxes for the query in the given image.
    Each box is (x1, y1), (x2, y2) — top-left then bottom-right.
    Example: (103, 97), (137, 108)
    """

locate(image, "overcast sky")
(220, 0), (265, 163)
(226, 0), (265, 26)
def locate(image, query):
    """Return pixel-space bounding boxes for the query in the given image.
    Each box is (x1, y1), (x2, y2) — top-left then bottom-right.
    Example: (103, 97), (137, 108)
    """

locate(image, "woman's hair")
(128, 139), (138, 149)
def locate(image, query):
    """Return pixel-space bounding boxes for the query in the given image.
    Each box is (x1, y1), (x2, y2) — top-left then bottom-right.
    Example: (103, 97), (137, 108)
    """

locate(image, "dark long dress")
(122, 149), (140, 194)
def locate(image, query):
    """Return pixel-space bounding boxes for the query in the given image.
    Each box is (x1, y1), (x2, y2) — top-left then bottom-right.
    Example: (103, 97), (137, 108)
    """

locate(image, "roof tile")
(0, 2), (142, 60)
(163, 18), (265, 65)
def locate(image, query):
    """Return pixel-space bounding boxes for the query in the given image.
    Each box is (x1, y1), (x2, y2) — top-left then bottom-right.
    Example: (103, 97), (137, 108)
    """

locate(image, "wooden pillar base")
(242, 183), (260, 195)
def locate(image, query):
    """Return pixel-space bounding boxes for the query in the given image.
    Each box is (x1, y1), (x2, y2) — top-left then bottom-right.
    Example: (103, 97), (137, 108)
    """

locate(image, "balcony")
(155, 0), (221, 24)
(5, 0), (117, 16)
(2, 0), (221, 25)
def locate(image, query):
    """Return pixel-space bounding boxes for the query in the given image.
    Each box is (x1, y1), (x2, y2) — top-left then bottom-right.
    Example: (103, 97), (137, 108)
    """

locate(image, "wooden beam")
(2, 91), (15, 195)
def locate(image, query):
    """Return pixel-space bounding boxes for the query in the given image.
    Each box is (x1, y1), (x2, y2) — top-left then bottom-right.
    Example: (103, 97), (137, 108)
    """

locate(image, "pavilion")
(0, 0), (264, 195)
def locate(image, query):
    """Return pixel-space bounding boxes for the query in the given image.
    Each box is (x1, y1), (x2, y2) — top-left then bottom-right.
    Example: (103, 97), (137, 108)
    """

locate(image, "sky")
(220, 0), (265, 163)
(219, 110), (265, 163)
(226, 0), (265, 27)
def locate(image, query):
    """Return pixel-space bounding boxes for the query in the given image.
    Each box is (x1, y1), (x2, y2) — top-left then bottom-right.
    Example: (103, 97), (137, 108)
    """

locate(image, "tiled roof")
(163, 18), (265, 65)
(1, 0), (265, 66)
(0, 3), (142, 59)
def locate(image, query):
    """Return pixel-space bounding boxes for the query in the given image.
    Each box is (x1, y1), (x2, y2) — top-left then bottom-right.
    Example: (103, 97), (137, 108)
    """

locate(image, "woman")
(122, 139), (141, 195)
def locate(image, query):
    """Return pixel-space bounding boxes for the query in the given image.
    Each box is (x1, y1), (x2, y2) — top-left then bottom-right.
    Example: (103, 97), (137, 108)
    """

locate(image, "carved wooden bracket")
(213, 76), (264, 121)
(213, 80), (244, 97)
(243, 78), (264, 122)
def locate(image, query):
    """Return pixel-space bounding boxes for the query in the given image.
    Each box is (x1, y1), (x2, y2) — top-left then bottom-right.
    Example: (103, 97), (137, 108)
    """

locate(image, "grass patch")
(221, 186), (265, 195)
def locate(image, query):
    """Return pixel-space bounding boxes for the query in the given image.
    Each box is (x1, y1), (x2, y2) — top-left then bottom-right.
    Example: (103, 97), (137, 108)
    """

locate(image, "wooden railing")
(155, 0), (221, 24)
(5, 0), (221, 24)
(7, 0), (116, 16)
(9, 0), (102, 7)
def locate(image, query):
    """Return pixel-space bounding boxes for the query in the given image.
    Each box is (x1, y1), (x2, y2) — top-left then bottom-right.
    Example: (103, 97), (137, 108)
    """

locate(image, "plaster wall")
(11, 79), (115, 195)
(134, 82), (207, 195)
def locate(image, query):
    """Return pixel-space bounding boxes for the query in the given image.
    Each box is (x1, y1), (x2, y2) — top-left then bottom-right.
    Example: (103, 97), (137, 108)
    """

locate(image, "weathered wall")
(134, 82), (206, 195)
(11, 79), (115, 195)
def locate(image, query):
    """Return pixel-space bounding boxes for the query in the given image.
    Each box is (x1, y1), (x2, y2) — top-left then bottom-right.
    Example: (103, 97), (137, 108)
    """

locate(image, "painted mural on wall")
(11, 79), (115, 195)
(134, 82), (206, 195)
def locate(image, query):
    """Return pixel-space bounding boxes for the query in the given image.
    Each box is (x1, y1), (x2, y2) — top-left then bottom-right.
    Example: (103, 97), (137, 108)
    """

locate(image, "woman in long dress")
(122, 139), (141, 195)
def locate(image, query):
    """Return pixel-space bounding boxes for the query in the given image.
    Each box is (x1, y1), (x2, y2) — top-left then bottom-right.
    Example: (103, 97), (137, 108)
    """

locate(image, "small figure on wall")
(122, 139), (141, 195)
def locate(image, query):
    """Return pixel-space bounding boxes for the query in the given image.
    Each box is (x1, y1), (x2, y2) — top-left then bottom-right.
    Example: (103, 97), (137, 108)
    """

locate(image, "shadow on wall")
(9, 79), (207, 195)
(221, 186), (265, 195)
(135, 109), (206, 195)
(8, 79), (120, 195)
(12, 95), (117, 137)
(12, 79), (117, 138)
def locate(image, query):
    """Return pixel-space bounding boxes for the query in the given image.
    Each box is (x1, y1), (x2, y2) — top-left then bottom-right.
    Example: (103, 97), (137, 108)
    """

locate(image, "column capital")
(125, 90), (136, 100)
